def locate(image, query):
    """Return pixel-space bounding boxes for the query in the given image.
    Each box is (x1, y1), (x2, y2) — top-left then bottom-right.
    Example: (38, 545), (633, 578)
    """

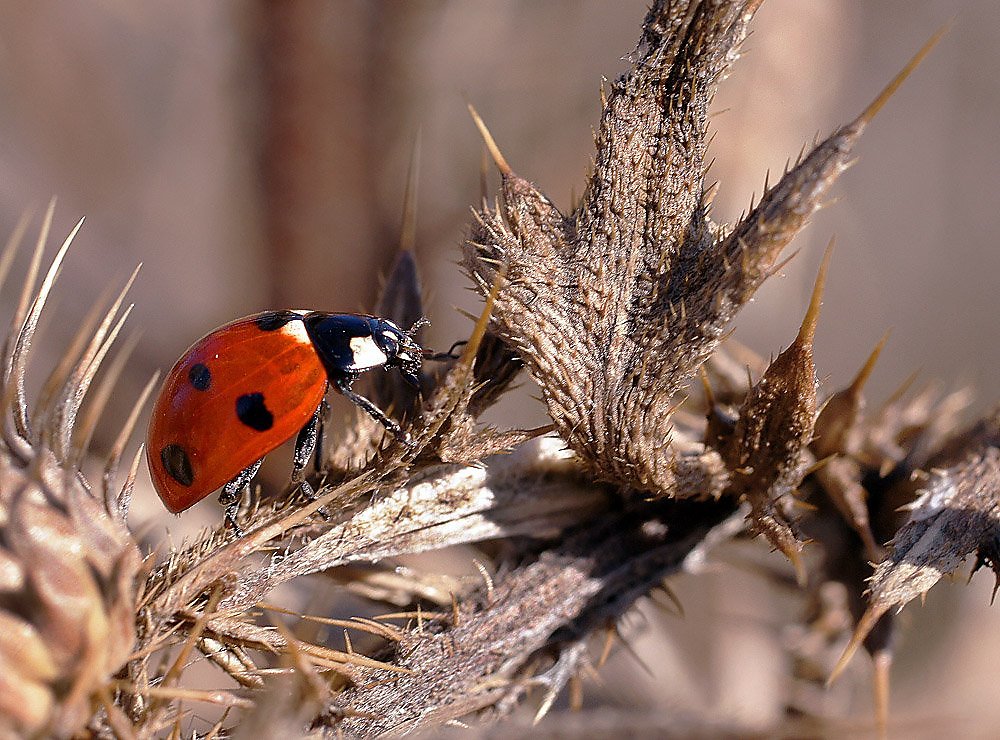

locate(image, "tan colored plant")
(1, 2), (993, 738)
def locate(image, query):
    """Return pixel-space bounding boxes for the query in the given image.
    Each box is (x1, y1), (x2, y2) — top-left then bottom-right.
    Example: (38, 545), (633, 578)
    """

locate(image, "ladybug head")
(373, 318), (425, 387)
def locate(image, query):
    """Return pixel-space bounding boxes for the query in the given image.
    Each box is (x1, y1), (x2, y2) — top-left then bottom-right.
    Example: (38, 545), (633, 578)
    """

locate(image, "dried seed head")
(0, 216), (142, 737)
(465, 3), (762, 494)
(462, 3), (928, 499)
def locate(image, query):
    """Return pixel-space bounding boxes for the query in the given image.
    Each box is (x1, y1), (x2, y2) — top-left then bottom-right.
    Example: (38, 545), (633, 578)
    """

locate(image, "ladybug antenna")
(407, 316), (429, 337)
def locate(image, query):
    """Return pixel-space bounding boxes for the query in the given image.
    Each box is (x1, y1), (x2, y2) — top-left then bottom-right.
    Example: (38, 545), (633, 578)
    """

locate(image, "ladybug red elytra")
(146, 310), (424, 531)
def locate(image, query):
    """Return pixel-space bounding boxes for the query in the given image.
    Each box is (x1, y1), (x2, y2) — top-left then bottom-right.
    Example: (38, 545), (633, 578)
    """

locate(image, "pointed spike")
(597, 621), (616, 668)
(479, 147), (490, 207)
(764, 248), (801, 281)
(114, 442), (145, 520)
(470, 205), (488, 228)
(455, 306), (478, 323)
(0, 211), (31, 296)
(785, 544), (808, 588)
(848, 330), (890, 399)
(53, 303), (134, 461)
(855, 23), (949, 129)
(467, 103), (512, 176)
(702, 181), (720, 209)
(796, 238), (834, 347)
(534, 680), (561, 725)
(32, 278), (123, 434)
(81, 265), (141, 379)
(828, 601), (889, 686)
(790, 497), (819, 513)
(399, 134), (421, 254)
(4, 203), (53, 385)
(16, 200), (55, 324)
(614, 629), (656, 679)
(50, 264), (140, 458)
(803, 454), (835, 477)
(872, 648), (892, 739)
(698, 366), (716, 408)
(72, 333), (139, 464)
(658, 582), (685, 618)
(9, 216), (83, 439)
(458, 268), (504, 366)
(880, 368), (921, 411)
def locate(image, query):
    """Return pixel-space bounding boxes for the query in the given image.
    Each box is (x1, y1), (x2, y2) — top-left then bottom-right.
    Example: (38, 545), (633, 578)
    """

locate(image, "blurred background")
(0, 0), (996, 734)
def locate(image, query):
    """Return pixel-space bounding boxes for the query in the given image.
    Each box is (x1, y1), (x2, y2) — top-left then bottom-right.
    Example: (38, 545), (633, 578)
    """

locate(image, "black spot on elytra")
(256, 310), (300, 332)
(188, 362), (211, 391)
(161, 444), (194, 486)
(236, 392), (274, 431)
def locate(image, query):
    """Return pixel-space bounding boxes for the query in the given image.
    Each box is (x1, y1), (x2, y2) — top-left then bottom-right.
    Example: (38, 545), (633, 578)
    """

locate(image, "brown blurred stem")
(256, 3), (397, 310)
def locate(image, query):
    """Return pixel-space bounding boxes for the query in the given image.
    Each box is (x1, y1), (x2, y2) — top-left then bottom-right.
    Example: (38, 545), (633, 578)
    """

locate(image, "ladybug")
(146, 310), (424, 532)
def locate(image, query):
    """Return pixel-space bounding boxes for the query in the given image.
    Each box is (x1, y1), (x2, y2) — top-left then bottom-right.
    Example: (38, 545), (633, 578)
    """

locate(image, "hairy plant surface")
(0, 2), (993, 738)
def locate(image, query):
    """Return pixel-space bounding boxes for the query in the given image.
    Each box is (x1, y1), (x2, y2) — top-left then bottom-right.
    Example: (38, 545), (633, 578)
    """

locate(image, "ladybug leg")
(333, 376), (411, 444)
(313, 398), (329, 472)
(218, 458), (263, 535)
(427, 339), (467, 361)
(291, 403), (331, 519)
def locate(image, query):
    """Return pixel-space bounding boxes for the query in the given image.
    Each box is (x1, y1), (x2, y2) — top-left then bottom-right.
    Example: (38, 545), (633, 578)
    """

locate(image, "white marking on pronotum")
(279, 315), (311, 345)
(349, 335), (388, 370)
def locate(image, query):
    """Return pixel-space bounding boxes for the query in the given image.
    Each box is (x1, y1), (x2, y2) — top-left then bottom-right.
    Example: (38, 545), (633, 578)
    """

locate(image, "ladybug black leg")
(218, 458), (263, 535)
(333, 376), (411, 444)
(292, 404), (321, 484)
(427, 340), (467, 361)
(313, 398), (329, 473)
(291, 403), (331, 519)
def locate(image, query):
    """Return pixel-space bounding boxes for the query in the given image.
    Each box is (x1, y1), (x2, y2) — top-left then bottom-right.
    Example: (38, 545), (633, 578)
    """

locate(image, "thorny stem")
(333, 498), (740, 736)
(4, 4), (992, 739)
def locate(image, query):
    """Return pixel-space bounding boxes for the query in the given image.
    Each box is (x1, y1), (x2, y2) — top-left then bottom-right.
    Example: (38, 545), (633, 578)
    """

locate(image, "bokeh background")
(0, 1), (997, 734)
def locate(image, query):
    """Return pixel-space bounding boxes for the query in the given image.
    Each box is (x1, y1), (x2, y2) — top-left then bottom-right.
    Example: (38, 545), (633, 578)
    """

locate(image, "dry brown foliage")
(0, 2), (993, 738)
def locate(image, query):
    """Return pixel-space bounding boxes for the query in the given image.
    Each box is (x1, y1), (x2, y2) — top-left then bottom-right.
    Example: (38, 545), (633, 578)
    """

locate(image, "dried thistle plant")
(0, 204), (144, 738)
(2, 2), (997, 738)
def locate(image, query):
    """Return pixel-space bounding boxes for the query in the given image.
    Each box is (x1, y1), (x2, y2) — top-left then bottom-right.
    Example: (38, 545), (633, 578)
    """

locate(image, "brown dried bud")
(462, 2), (931, 499)
(723, 246), (829, 577)
(0, 210), (142, 738)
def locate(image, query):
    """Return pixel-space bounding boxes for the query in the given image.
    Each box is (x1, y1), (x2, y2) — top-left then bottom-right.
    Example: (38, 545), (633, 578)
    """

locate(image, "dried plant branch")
(830, 409), (1000, 683)
(331, 497), (740, 736)
(0, 3), (979, 738)
(221, 437), (608, 614)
